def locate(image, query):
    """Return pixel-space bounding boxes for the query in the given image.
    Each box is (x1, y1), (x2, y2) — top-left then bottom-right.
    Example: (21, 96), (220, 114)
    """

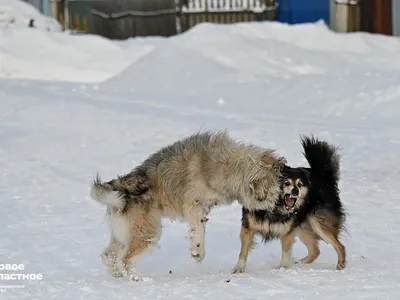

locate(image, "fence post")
(263, 0), (278, 21)
(334, 0), (360, 32)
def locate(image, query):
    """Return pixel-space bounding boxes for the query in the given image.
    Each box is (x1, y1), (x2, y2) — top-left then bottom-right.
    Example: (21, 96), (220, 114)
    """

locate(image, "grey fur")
(90, 130), (286, 281)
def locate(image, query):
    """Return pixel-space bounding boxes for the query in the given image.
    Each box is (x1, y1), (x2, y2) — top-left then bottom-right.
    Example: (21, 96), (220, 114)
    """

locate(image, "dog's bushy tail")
(90, 174), (126, 210)
(301, 135), (340, 184)
(301, 135), (347, 236)
(90, 169), (150, 210)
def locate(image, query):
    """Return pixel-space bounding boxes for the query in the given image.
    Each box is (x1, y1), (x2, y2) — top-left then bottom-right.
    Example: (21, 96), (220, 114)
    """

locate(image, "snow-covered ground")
(1, 3), (400, 299)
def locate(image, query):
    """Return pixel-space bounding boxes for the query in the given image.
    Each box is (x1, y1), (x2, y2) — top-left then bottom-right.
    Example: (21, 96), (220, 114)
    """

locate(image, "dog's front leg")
(278, 230), (297, 269)
(185, 205), (208, 263)
(232, 225), (254, 274)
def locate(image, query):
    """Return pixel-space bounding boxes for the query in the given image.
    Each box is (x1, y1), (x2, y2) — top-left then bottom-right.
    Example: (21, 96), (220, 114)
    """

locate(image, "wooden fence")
(66, 0), (278, 39)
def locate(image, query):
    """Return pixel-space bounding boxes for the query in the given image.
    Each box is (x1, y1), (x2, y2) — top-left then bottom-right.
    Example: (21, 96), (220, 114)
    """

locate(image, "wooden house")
(333, 0), (398, 36)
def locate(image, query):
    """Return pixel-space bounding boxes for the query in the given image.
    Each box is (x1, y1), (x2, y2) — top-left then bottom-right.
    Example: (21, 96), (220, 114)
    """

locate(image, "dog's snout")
(291, 188), (299, 196)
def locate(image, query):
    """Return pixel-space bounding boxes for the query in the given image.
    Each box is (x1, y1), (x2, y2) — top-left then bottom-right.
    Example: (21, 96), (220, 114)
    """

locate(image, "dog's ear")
(281, 164), (291, 173)
(298, 167), (311, 173)
(299, 167), (311, 184)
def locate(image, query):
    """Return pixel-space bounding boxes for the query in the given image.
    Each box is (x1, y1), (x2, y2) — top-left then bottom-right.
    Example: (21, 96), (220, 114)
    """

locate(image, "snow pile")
(2, 15), (400, 84)
(0, 0), (61, 31)
(0, 1), (157, 82)
(0, 24), (154, 83)
(103, 22), (400, 121)
(106, 21), (400, 90)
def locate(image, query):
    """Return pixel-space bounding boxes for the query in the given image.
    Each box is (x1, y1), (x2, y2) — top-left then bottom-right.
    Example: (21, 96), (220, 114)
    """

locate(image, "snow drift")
(0, 0), (61, 31)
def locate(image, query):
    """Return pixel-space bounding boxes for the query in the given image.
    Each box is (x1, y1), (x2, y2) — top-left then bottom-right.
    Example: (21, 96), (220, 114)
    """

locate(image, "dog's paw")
(100, 252), (114, 266)
(232, 262), (246, 274)
(277, 255), (293, 270)
(336, 260), (346, 270)
(294, 258), (308, 265)
(128, 273), (143, 282)
(190, 243), (205, 263)
(117, 262), (144, 282)
(275, 263), (291, 270)
(110, 268), (123, 278)
(101, 253), (123, 277)
(124, 269), (144, 282)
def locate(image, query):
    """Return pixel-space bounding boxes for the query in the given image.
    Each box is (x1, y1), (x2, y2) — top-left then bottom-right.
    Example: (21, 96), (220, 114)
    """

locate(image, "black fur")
(241, 135), (346, 242)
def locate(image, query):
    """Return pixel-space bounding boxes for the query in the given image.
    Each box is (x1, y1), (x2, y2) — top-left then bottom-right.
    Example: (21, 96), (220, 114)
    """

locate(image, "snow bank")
(2, 10), (400, 84)
(105, 21), (400, 93)
(0, 0), (61, 31)
(0, 1), (157, 82)
(103, 22), (400, 121)
(0, 27), (153, 82)
(106, 21), (400, 90)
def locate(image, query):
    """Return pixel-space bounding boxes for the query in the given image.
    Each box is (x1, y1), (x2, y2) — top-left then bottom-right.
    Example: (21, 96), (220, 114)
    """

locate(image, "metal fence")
(22, 0), (42, 11)
(179, 0), (278, 32)
(66, 0), (278, 39)
(91, 0), (177, 39)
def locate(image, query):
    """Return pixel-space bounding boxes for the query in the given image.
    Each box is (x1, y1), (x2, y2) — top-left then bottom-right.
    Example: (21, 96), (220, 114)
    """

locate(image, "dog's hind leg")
(278, 230), (297, 269)
(295, 230), (320, 265)
(184, 204), (209, 263)
(232, 225), (254, 274)
(117, 215), (161, 281)
(101, 236), (123, 277)
(117, 238), (156, 281)
(308, 216), (346, 270)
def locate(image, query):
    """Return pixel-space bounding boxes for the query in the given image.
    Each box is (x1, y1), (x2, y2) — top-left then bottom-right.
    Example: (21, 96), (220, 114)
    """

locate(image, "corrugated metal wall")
(24, 0), (42, 11)
(42, 0), (49, 15)
(393, 0), (400, 36)
(329, 0), (334, 29)
(23, 0), (49, 15)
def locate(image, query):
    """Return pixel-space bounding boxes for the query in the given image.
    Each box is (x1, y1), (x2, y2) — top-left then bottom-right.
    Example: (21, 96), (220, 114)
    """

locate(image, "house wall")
(277, 0), (330, 25)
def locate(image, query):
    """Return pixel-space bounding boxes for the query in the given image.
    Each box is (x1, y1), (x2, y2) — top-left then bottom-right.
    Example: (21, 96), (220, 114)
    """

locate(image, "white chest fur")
(108, 214), (130, 246)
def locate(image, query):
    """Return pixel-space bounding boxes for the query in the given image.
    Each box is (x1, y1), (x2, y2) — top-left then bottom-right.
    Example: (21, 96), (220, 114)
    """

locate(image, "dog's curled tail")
(301, 135), (340, 183)
(90, 174), (125, 210)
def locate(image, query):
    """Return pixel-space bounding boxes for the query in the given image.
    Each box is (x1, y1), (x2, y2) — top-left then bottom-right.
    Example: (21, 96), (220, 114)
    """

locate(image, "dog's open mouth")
(284, 194), (298, 211)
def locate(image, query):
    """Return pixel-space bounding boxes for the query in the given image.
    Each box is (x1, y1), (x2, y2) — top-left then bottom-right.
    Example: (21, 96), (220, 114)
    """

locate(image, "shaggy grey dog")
(90, 131), (286, 281)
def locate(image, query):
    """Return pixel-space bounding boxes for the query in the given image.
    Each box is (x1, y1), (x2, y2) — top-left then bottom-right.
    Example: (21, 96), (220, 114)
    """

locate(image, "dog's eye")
(298, 182), (303, 187)
(284, 181), (291, 186)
